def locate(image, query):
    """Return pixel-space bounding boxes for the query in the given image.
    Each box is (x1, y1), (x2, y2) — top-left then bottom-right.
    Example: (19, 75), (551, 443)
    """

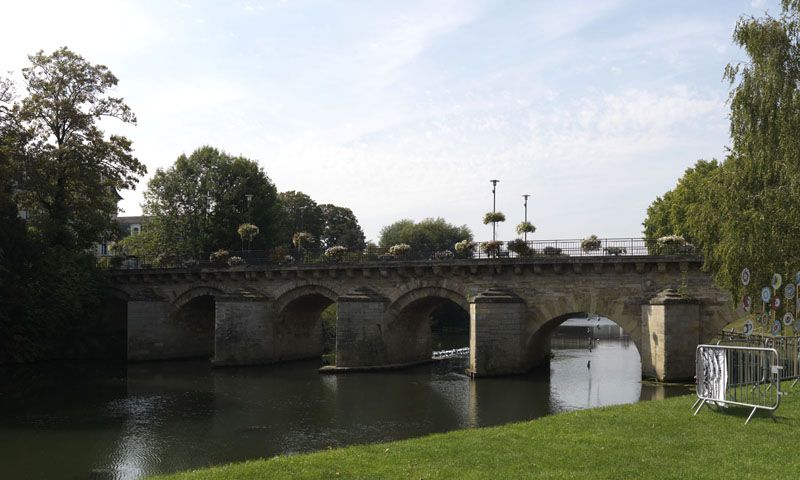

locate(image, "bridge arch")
(524, 295), (644, 371)
(274, 284), (340, 316)
(385, 286), (470, 365)
(388, 286), (469, 317)
(173, 286), (225, 310)
(274, 284), (341, 362)
(166, 285), (223, 360)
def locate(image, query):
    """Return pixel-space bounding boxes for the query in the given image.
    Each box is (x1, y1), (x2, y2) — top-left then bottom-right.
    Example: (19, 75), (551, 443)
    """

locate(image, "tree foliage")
(642, 159), (720, 247)
(0, 49), (137, 362)
(136, 146), (283, 256)
(379, 217), (473, 253)
(279, 191), (324, 248)
(9, 47), (145, 249)
(319, 203), (366, 250)
(643, 2), (800, 298)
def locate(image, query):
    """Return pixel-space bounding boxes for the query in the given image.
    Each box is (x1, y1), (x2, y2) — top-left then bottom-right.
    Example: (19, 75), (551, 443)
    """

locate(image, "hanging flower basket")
(516, 221), (536, 235)
(483, 211), (506, 224)
(581, 235), (601, 252)
(237, 223), (260, 242)
(292, 231), (314, 249)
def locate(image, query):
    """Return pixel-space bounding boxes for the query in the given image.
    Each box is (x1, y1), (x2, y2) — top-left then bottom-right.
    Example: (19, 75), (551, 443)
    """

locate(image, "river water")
(0, 338), (690, 479)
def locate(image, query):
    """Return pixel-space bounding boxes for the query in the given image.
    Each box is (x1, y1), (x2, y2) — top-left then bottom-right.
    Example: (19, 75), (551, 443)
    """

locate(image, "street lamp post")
(490, 179), (499, 242)
(522, 194), (530, 242)
(245, 194), (253, 222)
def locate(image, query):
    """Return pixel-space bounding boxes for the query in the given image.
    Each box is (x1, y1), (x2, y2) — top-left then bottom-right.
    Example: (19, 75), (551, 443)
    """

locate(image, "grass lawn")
(152, 384), (800, 479)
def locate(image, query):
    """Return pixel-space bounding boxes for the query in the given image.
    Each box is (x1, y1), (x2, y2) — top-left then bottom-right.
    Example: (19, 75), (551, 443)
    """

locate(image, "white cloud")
(0, 0), (165, 69)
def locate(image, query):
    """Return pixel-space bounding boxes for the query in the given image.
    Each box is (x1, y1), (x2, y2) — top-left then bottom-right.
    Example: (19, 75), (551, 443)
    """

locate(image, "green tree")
(279, 191), (324, 248)
(140, 146), (283, 256)
(319, 203), (366, 250)
(643, 159), (720, 246)
(379, 217), (472, 253)
(0, 51), (134, 362)
(9, 47), (145, 249)
(643, 2), (800, 298)
(701, 1), (800, 297)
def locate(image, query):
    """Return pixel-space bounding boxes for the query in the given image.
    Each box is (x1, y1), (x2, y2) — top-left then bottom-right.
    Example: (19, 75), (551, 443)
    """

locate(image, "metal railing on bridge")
(99, 237), (698, 270)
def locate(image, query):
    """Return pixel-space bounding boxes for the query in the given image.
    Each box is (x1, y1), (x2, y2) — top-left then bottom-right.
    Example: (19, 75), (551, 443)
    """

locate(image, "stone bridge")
(105, 255), (733, 381)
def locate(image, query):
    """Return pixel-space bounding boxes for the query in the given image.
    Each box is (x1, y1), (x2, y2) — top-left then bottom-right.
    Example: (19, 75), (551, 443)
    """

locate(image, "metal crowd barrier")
(693, 344), (782, 424)
(716, 332), (800, 386)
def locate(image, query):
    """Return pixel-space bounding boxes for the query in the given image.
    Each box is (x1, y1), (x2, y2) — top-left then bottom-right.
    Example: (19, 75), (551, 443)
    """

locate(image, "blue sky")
(1, 0), (783, 242)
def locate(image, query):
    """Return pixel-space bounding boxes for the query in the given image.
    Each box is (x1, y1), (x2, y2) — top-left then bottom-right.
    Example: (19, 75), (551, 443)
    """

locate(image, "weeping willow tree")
(644, 1), (800, 300)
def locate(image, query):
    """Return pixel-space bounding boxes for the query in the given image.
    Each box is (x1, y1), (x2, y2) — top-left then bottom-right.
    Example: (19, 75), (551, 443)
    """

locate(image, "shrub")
(516, 221), (536, 235)
(378, 253), (394, 261)
(282, 255), (296, 263)
(507, 239), (532, 256)
(209, 249), (230, 266)
(543, 246), (562, 256)
(604, 246), (626, 256)
(324, 246), (348, 260)
(481, 240), (503, 256)
(389, 243), (412, 257)
(483, 211), (506, 224)
(227, 256), (246, 266)
(581, 235), (602, 252)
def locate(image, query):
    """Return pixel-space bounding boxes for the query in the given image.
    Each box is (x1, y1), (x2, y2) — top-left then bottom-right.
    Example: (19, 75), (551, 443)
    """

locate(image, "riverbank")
(151, 385), (800, 479)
